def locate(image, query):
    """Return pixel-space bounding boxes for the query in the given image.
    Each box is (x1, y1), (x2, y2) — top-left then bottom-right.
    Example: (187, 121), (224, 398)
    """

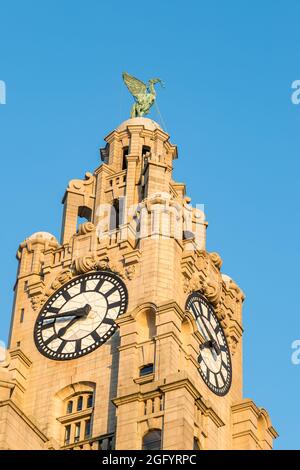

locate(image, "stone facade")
(0, 117), (278, 450)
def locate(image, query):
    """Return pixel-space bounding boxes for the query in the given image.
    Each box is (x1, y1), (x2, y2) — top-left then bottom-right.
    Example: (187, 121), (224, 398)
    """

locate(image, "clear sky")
(0, 0), (299, 450)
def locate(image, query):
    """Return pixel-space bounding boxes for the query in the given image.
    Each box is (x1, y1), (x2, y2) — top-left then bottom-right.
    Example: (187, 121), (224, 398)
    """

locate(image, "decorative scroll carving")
(72, 254), (127, 279)
(72, 255), (98, 274)
(77, 222), (95, 235)
(67, 172), (95, 195)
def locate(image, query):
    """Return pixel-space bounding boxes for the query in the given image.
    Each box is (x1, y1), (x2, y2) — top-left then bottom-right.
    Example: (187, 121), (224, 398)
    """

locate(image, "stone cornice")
(9, 348), (32, 369)
(0, 400), (49, 443)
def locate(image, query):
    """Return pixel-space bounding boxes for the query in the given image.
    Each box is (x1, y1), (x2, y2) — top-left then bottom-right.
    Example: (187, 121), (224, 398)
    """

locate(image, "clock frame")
(34, 271), (128, 361)
(186, 292), (232, 396)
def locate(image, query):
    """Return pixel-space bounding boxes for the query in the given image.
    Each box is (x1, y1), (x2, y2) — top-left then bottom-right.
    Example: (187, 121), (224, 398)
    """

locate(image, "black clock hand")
(198, 317), (221, 356)
(56, 304), (91, 336)
(46, 304), (92, 320)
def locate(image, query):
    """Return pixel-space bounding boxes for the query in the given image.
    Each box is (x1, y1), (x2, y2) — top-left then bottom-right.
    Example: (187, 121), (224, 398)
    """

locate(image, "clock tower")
(0, 117), (278, 450)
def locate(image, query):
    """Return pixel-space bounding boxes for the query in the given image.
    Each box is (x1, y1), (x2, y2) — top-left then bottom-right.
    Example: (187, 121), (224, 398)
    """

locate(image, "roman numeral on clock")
(56, 340), (67, 354)
(91, 331), (101, 342)
(104, 286), (118, 298)
(47, 307), (60, 314)
(75, 339), (82, 354)
(62, 290), (71, 301)
(95, 279), (105, 292)
(107, 301), (121, 309)
(80, 280), (87, 293)
(102, 317), (115, 326)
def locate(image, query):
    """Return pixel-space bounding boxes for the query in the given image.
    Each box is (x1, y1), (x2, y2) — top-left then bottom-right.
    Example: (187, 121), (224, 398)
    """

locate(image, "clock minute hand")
(46, 305), (91, 320)
(57, 304), (91, 336)
(198, 317), (221, 356)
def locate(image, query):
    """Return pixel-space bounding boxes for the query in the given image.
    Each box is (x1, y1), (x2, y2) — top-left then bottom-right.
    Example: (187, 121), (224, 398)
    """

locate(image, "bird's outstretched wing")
(122, 72), (147, 99)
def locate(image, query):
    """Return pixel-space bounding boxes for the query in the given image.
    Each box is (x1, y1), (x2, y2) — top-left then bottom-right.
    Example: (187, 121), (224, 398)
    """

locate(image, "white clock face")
(34, 271), (128, 360)
(186, 292), (232, 396)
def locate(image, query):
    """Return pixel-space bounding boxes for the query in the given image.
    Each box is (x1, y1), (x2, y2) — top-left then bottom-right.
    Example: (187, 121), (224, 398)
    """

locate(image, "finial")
(122, 72), (164, 118)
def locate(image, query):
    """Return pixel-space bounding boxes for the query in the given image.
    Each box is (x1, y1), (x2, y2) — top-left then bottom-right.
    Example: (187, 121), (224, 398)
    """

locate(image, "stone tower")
(0, 117), (277, 450)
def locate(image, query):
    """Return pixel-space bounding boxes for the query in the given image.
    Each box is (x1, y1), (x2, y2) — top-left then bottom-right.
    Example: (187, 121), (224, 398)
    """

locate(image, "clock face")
(34, 271), (128, 361)
(186, 292), (232, 396)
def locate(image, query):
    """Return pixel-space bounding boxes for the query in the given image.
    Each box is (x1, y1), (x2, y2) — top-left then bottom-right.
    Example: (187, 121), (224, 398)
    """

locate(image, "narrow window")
(77, 396), (83, 411)
(87, 394), (93, 408)
(140, 364), (154, 376)
(74, 422), (81, 443)
(142, 145), (151, 157)
(85, 419), (92, 439)
(66, 400), (73, 414)
(64, 425), (71, 445)
(20, 309), (25, 323)
(122, 146), (129, 170)
(109, 199), (120, 230)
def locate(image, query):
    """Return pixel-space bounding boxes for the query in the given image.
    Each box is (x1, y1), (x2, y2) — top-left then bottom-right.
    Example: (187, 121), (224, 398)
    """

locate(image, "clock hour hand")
(46, 304), (91, 320)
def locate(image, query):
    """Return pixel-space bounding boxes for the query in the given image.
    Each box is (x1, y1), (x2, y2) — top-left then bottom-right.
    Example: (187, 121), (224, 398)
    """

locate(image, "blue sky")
(0, 0), (300, 449)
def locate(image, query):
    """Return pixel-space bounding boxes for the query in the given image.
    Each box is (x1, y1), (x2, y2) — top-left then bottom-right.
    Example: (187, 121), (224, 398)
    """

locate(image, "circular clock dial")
(186, 292), (232, 396)
(34, 271), (128, 361)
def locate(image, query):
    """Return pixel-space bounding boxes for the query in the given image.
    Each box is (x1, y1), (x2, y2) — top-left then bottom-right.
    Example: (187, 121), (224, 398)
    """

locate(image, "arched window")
(57, 384), (95, 448)
(142, 429), (162, 450)
(109, 199), (120, 230)
(77, 396), (83, 411)
(87, 393), (93, 408)
(122, 146), (129, 170)
(66, 400), (73, 414)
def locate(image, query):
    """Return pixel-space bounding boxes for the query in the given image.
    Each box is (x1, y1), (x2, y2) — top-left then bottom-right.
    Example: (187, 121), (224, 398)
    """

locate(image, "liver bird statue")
(122, 72), (164, 118)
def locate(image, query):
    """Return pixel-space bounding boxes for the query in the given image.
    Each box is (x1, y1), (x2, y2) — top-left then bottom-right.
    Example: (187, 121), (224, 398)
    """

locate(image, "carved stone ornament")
(72, 254), (128, 279)
(68, 172), (95, 195)
(77, 222), (95, 235)
(72, 255), (98, 274)
(196, 251), (223, 306)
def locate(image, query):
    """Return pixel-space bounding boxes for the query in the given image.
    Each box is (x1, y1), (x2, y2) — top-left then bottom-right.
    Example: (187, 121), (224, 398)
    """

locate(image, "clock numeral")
(107, 301), (121, 309)
(220, 370), (226, 384)
(56, 340), (67, 354)
(80, 280), (87, 293)
(75, 339), (82, 353)
(62, 291), (71, 301)
(47, 307), (60, 314)
(91, 331), (101, 342)
(221, 360), (229, 371)
(95, 279), (105, 292)
(214, 373), (219, 388)
(103, 286), (118, 298)
(102, 317), (115, 326)
(214, 324), (220, 335)
(191, 301), (201, 319)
